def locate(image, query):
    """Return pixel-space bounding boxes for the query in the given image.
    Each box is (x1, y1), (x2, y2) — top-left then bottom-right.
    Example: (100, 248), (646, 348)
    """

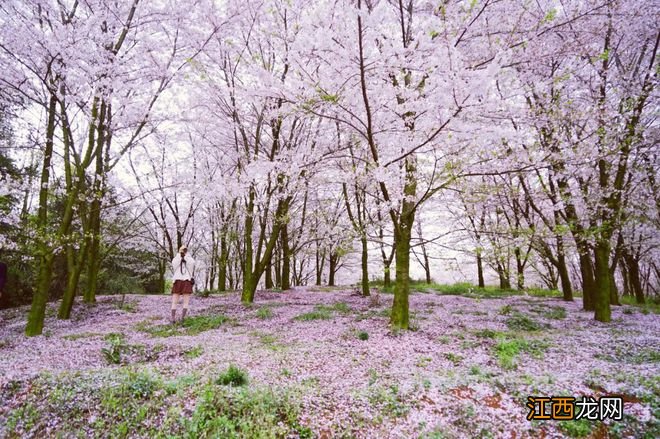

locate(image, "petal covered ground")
(0, 287), (658, 438)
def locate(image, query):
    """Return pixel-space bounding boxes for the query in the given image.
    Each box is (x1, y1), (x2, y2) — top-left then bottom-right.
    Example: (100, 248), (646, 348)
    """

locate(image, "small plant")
(494, 337), (549, 369)
(184, 345), (204, 359)
(115, 295), (138, 313)
(444, 352), (463, 366)
(195, 289), (213, 298)
(474, 329), (502, 339)
(216, 364), (248, 387)
(125, 371), (161, 399)
(506, 313), (543, 331)
(294, 307), (332, 321)
(559, 419), (593, 437)
(543, 306), (567, 320)
(101, 333), (126, 365)
(256, 307), (273, 319)
(416, 356), (432, 368)
(357, 331), (369, 341)
(499, 304), (513, 315)
(137, 314), (231, 337)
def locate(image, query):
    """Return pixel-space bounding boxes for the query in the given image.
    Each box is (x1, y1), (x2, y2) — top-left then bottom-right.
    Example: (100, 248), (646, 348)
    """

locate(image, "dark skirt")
(172, 280), (193, 295)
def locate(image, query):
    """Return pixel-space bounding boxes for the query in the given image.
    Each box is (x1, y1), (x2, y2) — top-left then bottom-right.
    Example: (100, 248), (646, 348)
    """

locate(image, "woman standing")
(170, 246), (195, 324)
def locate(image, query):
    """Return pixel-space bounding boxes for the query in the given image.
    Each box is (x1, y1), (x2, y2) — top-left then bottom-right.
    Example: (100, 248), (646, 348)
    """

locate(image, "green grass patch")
(505, 312), (544, 331)
(216, 364), (248, 387)
(558, 419), (593, 437)
(251, 331), (288, 351)
(4, 368), (313, 438)
(294, 308), (332, 321)
(597, 347), (660, 365)
(136, 314), (231, 337)
(256, 307), (273, 319)
(184, 345), (204, 359)
(474, 329), (506, 339)
(494, 336), (550, 370)
(368, 280), (560, 299)
(620, 295), (660, 314)
(444, 352), (463, 366)
(187, 383), (311, 438)
(294, 302), (351, 321)
(366, 383), (409, 419)
(357, 331), (369, 341)
(543, 306), (567, 320)
(62, 332), (103, 341)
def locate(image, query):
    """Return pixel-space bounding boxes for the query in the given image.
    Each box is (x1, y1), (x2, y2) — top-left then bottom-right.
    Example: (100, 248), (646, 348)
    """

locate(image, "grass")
(188, 383), (311, 438)
(357, 331), (369, 341)
(369, 280), (560, 299)
(559, 419), (593, 437)
(294, 302), (352, 321)
(256, 307), (273, 319)
(4, 369), (312, 438)
(184, 345), (204, 359)
(505, 312), (545, 331)
(100, 333), (163, 365)
(136, 314), (231, 337)
(294, 308), (332, 321)
(619, 295), (660, 314)
(216, 364), (248, 387)
(62, 332), (103, 341)
(597, 346), (660, 365)
(444, 352), (463, 366)
(543, 306), (567, 320)
(494, 336), (550, 370)
(366, 383), (409, 419)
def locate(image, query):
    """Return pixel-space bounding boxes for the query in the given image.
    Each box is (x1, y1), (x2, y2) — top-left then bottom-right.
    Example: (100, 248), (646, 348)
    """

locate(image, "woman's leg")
(171, 293), (179, 323)
(181, 293), (191, 320)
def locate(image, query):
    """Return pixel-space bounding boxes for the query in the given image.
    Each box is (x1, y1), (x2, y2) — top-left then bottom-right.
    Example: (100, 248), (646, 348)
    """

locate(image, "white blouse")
(171, 254), (195, 281)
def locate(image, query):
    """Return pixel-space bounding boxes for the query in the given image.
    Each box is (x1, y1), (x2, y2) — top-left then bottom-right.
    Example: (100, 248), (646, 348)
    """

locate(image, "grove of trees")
(0, 0), (657, 335)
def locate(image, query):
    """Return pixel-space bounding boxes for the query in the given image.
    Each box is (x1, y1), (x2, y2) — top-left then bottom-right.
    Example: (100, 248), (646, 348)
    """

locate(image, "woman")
(170, 245), (195, 324)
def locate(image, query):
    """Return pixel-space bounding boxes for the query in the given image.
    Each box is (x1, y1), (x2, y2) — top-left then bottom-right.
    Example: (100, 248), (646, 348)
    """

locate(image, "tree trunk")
(26, 93), (57, 337)
(281, 223), (290, 290)
(476, 249), (485, 288)
(315, 247), (325, 286)
(577, 245), (596, 311)
(265, 260), (273, 289)
(391, 215), (413, 330)
(609, 269), (620, 306)
(218, 231), (228, 292)
(83, 100), (107, 304)
(58, 246), (87, 319)
(328, 252), (338, 287)
(625, 253), (645, 304)
(593, 241), (612, 322)
(557, 236), (573, 301)
(497, 262), (511, 290)
(515, 248), (525, 290)
(360, 235), (369, 296)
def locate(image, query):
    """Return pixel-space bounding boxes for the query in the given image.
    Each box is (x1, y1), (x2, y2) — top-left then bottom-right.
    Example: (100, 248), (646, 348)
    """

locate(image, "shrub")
(186, 385), (310, 438)
(136, 314), (231, 337)
(184, 345), (204, 359)
(357, 331), (369, 341)
(216, 364), (248, 387)
(543, 306), (567, 320)
(256, 307), (273, 319)
(559, 419), (593, 437)
(506, 313), (543, 331)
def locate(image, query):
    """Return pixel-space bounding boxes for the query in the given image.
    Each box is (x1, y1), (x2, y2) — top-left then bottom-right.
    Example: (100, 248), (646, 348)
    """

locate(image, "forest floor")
(0, 286), (658, 438)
